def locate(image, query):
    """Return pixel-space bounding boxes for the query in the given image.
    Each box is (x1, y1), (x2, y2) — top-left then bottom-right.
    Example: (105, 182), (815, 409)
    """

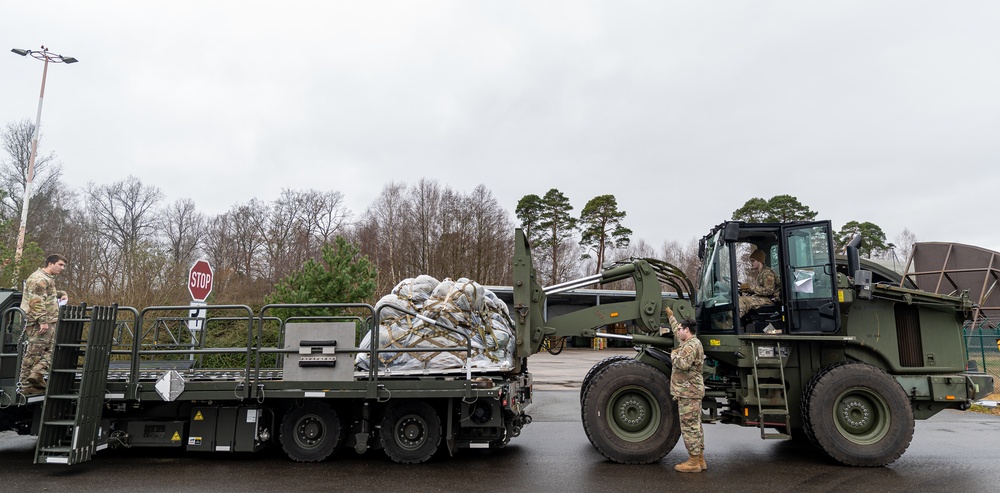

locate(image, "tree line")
(1, 120), (915, 309)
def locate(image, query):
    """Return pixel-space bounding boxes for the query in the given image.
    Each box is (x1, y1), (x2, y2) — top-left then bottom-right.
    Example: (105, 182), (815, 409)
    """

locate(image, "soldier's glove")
(665, 306), (674, 318)
(739, 282), (751, 294)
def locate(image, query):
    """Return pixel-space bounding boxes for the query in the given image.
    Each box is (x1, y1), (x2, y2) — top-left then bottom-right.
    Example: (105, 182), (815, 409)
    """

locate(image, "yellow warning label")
(171, 431), (181, 442)
(709, 339), (721, 346)
(838, 290), (845, 303)
(194, 411), (204, 421)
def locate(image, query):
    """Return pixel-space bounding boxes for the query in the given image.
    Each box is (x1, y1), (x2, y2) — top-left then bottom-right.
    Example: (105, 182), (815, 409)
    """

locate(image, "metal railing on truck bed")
(2, 302), (496, 404)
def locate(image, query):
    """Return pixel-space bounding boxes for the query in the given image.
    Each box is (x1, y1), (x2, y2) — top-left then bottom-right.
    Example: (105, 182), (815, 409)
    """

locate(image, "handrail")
(134, 305), (254, 400)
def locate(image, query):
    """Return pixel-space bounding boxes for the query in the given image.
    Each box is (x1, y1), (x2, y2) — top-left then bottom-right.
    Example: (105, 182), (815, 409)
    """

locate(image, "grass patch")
(969, 392), (1000, 416)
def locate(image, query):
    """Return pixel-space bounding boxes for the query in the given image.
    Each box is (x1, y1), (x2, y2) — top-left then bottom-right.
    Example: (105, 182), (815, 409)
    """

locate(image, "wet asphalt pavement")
(1, 349), (999, 492)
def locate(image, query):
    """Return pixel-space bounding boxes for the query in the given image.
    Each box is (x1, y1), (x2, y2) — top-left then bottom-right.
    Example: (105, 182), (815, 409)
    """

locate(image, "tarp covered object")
(356, 275), (516, 372)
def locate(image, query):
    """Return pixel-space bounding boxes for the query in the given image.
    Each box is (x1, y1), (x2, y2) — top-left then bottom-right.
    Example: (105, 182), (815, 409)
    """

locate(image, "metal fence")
(964, 318), (1000, 388)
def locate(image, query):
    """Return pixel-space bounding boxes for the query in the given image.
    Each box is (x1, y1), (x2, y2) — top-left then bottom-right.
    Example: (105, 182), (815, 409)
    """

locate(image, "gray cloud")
(2, 1), (998, 255)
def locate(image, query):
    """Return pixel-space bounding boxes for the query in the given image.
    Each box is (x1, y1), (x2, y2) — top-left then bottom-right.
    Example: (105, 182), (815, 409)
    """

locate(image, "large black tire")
(800, 361), (851, 448)
(380, 401), (442, 464)
(581, 360), (680, 464)
(279, 402), (342, 462)
(804, 363), (914, 466)
(580, 355), (636, 404)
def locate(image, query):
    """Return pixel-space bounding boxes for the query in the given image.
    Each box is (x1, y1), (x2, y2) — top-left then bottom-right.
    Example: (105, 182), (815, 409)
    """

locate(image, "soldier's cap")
(750, 249), (765, 263)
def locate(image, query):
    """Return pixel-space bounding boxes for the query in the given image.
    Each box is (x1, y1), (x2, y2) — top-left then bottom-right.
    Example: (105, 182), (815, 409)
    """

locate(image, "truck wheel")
(380, 401), (442, 464)
(279, 402), (341, 462)
(580, 355), (635, 404)
(805, 363), (914, 466)
(800, 361), (850, 448)
(581, 360), (679, 464)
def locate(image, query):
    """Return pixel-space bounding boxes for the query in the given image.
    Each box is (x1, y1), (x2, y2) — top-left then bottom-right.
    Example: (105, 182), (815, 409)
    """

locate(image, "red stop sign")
(188, 260), (214, 301)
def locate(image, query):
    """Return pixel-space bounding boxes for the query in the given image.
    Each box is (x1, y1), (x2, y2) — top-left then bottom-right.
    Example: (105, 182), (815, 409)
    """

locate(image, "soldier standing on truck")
(18, 254), (68, 395)
(671, 318), (706, 473)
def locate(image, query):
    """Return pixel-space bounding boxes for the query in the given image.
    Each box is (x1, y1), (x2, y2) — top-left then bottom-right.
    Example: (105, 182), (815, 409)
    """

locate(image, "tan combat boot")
(699, 453), (707, 470)
(674, 454), (702, 473)
(26, 373), (46, 389)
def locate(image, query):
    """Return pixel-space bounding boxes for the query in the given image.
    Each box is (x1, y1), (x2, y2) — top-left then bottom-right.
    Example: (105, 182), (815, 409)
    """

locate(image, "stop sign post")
(188, 260), (213, 302)
(187, 260), (213, 357)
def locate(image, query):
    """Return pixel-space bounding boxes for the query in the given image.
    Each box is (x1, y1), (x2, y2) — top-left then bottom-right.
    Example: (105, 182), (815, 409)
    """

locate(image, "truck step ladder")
(749, 340), (791, 440)
(34, 304), (118, 464)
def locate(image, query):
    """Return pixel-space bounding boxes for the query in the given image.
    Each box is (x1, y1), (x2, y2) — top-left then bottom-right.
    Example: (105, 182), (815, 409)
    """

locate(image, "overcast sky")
(2, 1), (998, 257)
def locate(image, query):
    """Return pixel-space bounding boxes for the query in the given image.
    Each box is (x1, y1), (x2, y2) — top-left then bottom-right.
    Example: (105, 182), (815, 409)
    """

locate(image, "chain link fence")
(964, 317), (1000, 389)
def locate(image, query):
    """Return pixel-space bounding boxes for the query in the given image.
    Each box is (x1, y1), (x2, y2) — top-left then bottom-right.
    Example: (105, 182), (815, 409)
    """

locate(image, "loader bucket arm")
(512, 228), (671, 360)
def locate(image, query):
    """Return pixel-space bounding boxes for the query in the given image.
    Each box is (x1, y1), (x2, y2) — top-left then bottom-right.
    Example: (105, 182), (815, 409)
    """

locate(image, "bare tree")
(407, 178), (442, 274)
(660, 239), (702, 292)
(894, 228), (918, 264)
(0, 119), (73, 257)
(465, 184), (513, 284)
(85, 176), (164, 299)
(358, 182), (410, 288)
(0, 119), (62, 220)
(163, 198), (204, 265)
(227, 199), (269, 278)
(294, 189), (349, 251)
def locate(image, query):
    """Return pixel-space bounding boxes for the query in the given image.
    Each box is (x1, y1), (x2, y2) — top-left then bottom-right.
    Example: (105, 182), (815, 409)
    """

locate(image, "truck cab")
(696, 220), (840, 335)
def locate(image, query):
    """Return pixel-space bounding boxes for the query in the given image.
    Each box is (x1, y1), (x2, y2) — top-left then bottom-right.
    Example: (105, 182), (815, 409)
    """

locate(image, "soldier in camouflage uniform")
(18, 254), (68, 395)
(738, 248), (780, 320)
(670, 317), (706, 473)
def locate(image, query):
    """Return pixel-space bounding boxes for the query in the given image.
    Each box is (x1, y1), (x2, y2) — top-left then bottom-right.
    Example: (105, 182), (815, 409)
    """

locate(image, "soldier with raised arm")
(670, 316), (706, 473)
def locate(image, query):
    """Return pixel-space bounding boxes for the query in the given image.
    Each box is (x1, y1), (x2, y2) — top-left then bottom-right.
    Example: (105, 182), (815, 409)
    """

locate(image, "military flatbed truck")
(0, 301), (531, 464)
(512, 220), (994, 466)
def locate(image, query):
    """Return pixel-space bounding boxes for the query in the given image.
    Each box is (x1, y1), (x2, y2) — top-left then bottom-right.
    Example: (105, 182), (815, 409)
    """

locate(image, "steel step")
(43, 420), (77, 427)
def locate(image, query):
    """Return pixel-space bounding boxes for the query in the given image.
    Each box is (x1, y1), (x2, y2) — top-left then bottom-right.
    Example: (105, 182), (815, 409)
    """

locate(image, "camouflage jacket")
(659, 314), (681, 336)
(21, 268), (65, 325)
(747, 267), (779, 299)
(670, 336), (705, 399)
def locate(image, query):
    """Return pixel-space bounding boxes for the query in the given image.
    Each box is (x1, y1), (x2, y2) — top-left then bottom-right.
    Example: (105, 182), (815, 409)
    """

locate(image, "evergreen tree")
(579, 194), (632, 275)
(732, 195), (817, 223)
(836, 221), (888, 258)
(266, 236), (378, 315)
(515, 193), (544, 245)
(514, 189), (578, 284)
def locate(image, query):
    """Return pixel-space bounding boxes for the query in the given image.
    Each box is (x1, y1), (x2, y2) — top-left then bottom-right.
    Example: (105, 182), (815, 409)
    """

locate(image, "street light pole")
(9, 46), (77, 287)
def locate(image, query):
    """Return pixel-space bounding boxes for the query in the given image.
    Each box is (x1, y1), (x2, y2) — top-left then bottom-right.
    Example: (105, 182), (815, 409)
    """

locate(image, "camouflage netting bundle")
(356, 275), (516, 372)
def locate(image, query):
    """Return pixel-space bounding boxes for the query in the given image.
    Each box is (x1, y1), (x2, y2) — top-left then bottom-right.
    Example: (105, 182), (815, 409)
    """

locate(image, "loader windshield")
(697, 231), (733, 308)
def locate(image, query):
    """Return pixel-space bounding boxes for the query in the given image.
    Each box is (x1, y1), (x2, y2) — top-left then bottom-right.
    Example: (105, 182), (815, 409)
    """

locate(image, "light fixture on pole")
(9, 46), (78, 287)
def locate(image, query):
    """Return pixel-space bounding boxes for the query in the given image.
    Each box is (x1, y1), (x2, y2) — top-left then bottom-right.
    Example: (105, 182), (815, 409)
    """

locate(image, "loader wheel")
(580, 355), (635, 404)
(381, 401), (442, 464)
(582, 360), (679, 464)
(805, 363), (914, 466)
(280, 402), (341, 462)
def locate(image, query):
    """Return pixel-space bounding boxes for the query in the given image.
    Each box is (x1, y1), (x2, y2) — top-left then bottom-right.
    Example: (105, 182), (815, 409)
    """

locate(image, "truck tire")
(800, 361), (851, 448)
(581, 360), (680, 464)
(279, 402), (342, 462)
(380, 401), (442, 464)
(580, 355), (635, 404)
(805, 363), (914, 466)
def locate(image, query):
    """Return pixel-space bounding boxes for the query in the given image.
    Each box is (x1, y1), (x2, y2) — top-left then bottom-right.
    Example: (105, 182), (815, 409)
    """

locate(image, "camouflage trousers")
(19, 323), (54, 387)
(738, 295), (771, 318)
(676, 397), (704, 455)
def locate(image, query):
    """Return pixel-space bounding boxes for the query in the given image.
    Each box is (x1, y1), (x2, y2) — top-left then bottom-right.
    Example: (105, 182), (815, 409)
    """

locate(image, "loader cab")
(695, 221), (841, 335)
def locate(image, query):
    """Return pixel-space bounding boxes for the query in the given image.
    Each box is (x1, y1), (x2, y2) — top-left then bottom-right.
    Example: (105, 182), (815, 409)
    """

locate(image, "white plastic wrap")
(357, 276), (516, 373)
